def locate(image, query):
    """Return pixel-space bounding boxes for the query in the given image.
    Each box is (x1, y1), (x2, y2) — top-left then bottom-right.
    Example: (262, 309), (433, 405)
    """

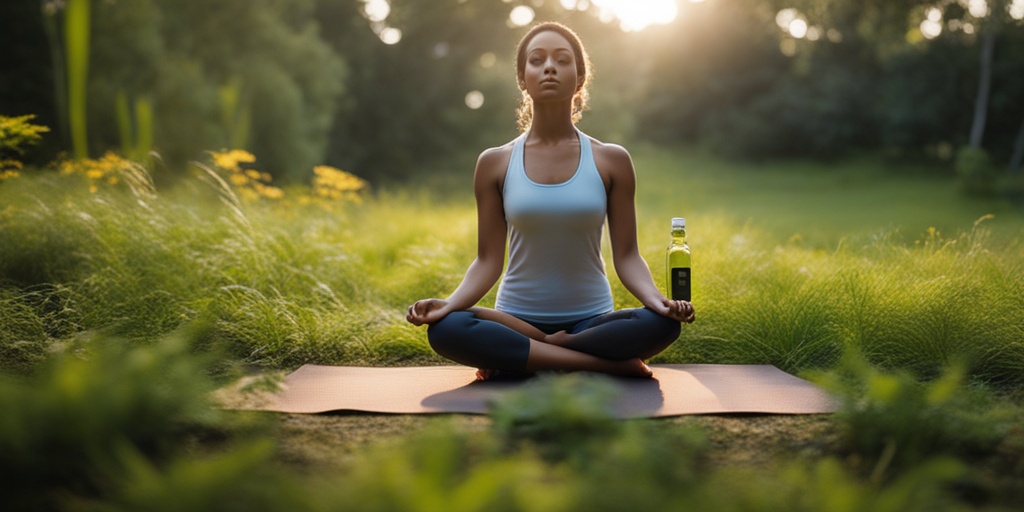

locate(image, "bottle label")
(670, 267), (691, 301)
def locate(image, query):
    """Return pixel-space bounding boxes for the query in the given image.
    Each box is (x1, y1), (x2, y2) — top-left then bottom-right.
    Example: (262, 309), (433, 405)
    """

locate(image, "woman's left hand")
(654, 298), (695, 323)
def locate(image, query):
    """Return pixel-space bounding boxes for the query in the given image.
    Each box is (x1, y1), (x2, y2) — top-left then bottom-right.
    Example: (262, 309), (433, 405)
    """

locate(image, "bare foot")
(615, 359), (653, 378)
(543, 330), (575, 347)
(475, 368), (498, 381)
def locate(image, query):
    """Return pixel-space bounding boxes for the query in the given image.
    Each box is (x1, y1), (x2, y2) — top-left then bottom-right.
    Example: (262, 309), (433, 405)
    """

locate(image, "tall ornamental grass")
(642, 215), (1024, 385)
(1, 150), (1023, 386)
(0, 154), (460, 371)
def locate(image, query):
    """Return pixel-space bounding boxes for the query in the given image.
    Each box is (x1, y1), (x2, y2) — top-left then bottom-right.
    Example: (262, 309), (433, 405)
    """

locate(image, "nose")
(543, 57), (557, 73)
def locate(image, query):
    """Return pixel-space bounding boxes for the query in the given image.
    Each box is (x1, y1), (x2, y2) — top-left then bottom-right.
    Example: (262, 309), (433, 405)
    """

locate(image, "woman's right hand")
(406, 298), (452, 326)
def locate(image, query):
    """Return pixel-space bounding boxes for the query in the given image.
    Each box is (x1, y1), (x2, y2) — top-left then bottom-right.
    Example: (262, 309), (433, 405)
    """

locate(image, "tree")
(5, 0), (345, 179)
(314, 0), (526, 181)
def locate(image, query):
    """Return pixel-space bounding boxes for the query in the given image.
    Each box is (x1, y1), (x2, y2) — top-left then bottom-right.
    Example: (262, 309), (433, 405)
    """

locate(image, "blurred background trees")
(1, 0), (1023, 188)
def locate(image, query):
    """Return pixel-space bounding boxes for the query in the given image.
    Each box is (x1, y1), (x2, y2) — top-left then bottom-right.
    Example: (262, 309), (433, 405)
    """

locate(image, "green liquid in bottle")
(666, 217), (691, 301)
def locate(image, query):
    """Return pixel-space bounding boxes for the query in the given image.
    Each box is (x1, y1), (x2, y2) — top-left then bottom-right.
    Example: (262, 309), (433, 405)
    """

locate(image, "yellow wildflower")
(259, 185), (285, 200)
(210, 149), (256, 172)
(229, 173), (249, 186)
(58, 151), (135, 193)
(311, 165), (368, 205)
(1, 115), (49, 173)
(205, 149), (283, 201)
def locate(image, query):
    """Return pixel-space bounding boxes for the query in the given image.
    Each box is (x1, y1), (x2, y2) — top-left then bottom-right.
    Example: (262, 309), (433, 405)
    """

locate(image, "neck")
(528, 102), (576, 143)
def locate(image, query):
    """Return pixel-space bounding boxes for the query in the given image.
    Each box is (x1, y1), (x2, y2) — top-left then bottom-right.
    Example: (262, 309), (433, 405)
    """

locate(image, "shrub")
(489, 373), (626, 462)
(0, 114), (49, 178)
(0, 334), (239, 510)
(811, 350), (1019, 477)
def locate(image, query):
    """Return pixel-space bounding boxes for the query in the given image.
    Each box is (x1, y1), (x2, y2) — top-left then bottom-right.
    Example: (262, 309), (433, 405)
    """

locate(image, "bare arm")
(407, 147), (510, 325)
(598, 141), (695, 323)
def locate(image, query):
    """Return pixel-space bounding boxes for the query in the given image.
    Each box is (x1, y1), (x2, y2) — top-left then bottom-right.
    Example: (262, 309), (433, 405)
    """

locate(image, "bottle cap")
(671, 217), (686, 229)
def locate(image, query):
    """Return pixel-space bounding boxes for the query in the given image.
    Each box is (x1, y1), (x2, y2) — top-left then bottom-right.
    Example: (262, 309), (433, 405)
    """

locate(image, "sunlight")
(776, 8), (809, 39)
(588, 0), (679, 32)
(379, 27), (402, 44)
(360, 0), (401, 44)
(1011, 0), (1024, 19)
(920, 7), (942, 39)
(966, 0), (989, 17)
(509, 5), (535, 27)
(465, 90), (485, 110)
(362, 0), (390, 22)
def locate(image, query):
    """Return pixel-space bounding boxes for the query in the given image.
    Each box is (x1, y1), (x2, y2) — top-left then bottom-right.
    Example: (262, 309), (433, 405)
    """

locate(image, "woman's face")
(520, 30), (580, 104)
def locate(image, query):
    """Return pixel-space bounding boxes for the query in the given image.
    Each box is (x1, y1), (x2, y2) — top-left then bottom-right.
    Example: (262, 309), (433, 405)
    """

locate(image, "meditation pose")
(406, 22), (695, 380)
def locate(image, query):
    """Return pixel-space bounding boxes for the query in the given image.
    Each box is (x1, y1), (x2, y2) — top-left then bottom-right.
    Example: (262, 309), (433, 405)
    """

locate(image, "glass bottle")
(665, 217), (691, 301)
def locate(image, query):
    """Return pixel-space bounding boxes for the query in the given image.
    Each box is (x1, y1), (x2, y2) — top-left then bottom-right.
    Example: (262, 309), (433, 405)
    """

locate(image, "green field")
(633, 147), (1023, 245)
(2, 149), (1023, 510)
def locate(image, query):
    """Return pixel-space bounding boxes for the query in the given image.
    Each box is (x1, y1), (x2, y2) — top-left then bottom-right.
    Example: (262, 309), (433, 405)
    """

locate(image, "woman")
(406, 22), (694, 380)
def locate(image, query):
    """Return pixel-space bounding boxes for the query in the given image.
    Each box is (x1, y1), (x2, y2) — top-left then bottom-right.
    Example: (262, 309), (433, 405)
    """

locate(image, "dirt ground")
(268, 410), (839, 473)
(214, 371), (1021, 509)
(214, 367), (842, 474)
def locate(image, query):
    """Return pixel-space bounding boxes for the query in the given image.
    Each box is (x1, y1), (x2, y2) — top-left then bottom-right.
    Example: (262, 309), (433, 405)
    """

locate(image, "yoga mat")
(221, 364), (838, 418)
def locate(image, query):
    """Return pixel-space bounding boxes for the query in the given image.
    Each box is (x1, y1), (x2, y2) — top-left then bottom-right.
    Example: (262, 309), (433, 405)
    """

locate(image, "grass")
(632, 146), (1023, 246)
(2, 147), (1023, 382)
(2, 147), (1024, 510)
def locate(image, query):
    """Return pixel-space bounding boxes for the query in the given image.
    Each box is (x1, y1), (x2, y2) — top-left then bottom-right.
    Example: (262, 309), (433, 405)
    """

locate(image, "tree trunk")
(969, 29), (996, 149)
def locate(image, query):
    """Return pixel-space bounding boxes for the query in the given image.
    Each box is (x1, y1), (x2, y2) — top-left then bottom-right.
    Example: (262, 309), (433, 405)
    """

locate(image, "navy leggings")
(427, 308), (681, 372)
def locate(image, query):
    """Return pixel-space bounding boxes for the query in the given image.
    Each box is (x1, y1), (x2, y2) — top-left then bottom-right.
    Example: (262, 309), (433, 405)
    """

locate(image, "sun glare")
(586, 0), (680, 32)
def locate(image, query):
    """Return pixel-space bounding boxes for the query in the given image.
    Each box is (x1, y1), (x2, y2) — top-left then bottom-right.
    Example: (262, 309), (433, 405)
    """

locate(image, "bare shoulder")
(475, 142), (514, 176)
(474, 140), (515, 190)
(587, 135), (635, 183)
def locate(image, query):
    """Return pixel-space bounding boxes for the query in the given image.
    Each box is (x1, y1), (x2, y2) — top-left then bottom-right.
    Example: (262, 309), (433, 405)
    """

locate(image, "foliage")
(0, 334), (231, 510)
(812, 350), (1020, 476)
(0, 330), (312, 512)
(314, 0), (525, 181)
(5, 0), (1024, 182)
(0, 281), (84, 376)
(697, 456), (968, 512)
(638, 0), (789, 147)
(489, 373), (630, 462)
(30, 0), (345, 179)
(0, 151), (398, 367)
(81, 439), (308, 512)
(702, 64), (874, 159)
(0, 114), (50, 178)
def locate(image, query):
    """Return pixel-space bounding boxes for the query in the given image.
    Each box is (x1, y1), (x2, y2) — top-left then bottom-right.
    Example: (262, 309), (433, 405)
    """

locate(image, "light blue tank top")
(495, 129), (615, 324)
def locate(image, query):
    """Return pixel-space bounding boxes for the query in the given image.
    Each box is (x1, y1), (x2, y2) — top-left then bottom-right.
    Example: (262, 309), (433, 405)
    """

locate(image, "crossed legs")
(427, 307), (680, 379)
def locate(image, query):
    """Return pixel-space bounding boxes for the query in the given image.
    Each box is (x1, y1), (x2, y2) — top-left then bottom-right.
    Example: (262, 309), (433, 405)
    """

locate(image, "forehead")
(526, 30), (574, 54)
